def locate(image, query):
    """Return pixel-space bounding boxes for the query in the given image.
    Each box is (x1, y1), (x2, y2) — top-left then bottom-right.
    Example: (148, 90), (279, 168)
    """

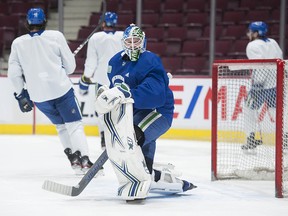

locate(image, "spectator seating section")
(118, 0), (136, 14)
(68, 40), (87, 58)
(162, 0), (184, 13)
(79, 0), (284, 75)
(144, 27), (165, 42)
(184, 0), (206, 12)
(161, 56), (182, 74)
(105, 0), (119, 12)
(117, 13), (135, 29)
(0, 0), (54, 59)
(176, 57), (208, 75)
(1, 0), (285, 76)
(142, 0), (162, 13)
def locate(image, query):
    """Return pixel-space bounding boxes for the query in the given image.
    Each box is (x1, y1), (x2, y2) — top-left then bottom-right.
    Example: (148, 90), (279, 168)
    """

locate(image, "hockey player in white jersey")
(8, 8), (93, 175)
(241, 21), (283, 150)
(94, 24), (196, 201)
(79, 12), (123, 150)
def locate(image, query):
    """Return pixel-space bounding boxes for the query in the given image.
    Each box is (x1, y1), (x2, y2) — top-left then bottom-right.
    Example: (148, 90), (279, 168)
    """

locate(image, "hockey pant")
(244, 88), (276, 141)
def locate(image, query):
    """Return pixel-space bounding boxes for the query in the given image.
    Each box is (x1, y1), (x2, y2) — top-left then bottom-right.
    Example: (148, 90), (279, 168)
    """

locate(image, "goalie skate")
(150, 163), (197, 194)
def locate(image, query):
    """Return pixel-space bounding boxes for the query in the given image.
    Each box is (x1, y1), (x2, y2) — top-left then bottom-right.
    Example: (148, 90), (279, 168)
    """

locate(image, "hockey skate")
(81, 155), (93, 173)
(150, 163), (197, 195)
(82, 155), (105, 177)
(241, 133), (263, 150)
(64, 148), (98, 175)
(64, 148), (82, 174)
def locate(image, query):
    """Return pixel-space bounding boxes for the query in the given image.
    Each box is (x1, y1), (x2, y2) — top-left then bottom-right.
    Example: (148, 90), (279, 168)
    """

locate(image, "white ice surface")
(0, 135), (288, 216)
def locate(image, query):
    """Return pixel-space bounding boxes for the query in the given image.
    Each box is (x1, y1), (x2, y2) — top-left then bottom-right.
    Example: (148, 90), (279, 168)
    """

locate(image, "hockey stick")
(42, 150), (108, 196)
(72, 73), (173, 85)
(73, 0), (107, 56)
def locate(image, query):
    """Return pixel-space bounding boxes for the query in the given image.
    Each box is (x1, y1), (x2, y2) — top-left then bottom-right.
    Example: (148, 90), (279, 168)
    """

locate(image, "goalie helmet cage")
(211, 59), (288, 198)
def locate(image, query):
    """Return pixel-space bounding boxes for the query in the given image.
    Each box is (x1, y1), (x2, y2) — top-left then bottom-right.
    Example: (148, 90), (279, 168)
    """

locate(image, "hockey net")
(211, 59), (288, 198)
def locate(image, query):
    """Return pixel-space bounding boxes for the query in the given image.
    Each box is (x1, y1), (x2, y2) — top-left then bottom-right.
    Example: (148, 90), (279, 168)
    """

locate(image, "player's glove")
(79, 75), (92, 95)
(14, 89), (33, 113)
(95, 83), (132, 114)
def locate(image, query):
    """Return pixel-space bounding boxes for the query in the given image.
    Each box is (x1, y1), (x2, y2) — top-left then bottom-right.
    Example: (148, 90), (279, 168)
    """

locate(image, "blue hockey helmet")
(248, 21), (268, 36)
(122, 24), (146, 61)
(27, 8), (46, 25)
(102, 12), (118, 27)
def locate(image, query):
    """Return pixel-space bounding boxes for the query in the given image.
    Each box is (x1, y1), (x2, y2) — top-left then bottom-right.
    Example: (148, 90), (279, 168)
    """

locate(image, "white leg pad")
(103, 99), (151, 200)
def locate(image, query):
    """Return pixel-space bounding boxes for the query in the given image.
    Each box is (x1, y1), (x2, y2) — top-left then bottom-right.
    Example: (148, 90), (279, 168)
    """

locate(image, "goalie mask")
(122, 24), (146, 61)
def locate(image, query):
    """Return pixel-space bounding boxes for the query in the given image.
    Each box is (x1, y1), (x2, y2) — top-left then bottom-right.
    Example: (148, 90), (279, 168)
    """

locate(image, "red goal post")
(211, 59), (288, 198)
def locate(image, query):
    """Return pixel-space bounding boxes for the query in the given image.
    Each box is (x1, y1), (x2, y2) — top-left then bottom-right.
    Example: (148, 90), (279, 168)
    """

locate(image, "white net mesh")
(213, 59), (288, 197)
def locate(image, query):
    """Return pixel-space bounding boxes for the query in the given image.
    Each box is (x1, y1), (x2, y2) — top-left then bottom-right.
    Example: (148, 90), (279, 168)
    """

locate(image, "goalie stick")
(73, 0), (107, 56)
(42, 150), (108, 196)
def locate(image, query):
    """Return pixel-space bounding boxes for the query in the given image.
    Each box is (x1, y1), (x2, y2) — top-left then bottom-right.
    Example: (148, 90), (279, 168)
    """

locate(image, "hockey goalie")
(95, 83), (196, 201)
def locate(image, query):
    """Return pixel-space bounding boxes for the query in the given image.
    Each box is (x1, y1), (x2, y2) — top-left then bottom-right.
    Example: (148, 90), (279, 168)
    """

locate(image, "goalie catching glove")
(14, 89), (33, 112)
(79, 75), (93, 95)
(95, 83), (132, 115)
